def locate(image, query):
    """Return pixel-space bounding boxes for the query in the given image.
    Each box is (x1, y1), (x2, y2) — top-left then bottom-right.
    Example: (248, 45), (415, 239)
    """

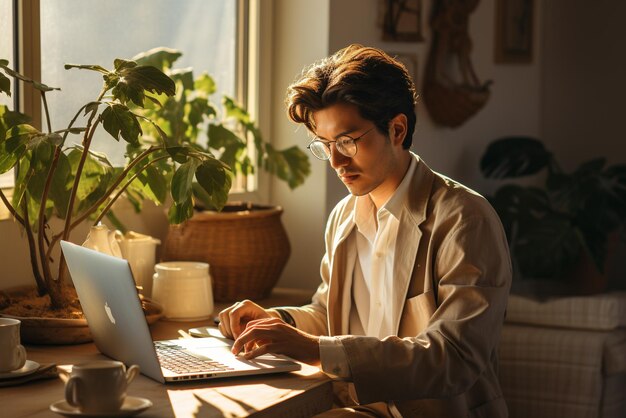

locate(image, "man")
(219, 44), (511, 417)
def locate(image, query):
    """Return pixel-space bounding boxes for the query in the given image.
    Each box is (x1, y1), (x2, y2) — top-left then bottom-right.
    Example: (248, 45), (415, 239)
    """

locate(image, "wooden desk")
(1, 288), (333, 417)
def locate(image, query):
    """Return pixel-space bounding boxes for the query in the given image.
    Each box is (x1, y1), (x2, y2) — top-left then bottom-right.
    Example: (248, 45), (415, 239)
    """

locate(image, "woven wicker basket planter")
(162, 202), (291, 302)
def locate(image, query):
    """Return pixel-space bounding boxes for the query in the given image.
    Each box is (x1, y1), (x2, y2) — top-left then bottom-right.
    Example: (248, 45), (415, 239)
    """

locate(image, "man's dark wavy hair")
(286, 44), (418, 149)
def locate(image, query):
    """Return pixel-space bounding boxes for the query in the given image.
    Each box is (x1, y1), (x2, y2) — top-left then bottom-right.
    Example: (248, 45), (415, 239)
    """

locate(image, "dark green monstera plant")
(481, 136), (626, 286)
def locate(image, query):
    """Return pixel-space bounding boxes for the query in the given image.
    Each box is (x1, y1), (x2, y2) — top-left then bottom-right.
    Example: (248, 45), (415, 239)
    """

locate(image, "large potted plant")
(480, 136), (626, 295)
(0, 55), (233, 343)
(128, 48), (311, 302)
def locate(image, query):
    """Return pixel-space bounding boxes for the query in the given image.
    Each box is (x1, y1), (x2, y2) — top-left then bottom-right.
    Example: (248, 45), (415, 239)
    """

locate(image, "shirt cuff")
(319, 336), (352, 380)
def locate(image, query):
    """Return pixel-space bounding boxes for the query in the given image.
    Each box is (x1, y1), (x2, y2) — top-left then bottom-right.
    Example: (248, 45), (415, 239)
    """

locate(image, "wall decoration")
(379, 0), (424, 42)
(495, 0), (534, 63)
(390, 52), (418, 85)
(422, 0), (491, 128)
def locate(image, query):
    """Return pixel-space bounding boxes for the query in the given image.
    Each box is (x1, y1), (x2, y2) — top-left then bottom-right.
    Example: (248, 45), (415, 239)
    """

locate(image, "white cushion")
(506, 292), (626, 331)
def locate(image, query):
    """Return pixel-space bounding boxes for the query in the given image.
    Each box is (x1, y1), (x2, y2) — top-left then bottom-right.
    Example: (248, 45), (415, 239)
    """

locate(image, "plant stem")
(0, 188), (25, 226)
(37, 92), (57, 291)
(36, 103), (97, 264)
(57, 89), (106, 282)
(21, 198), (46, 295)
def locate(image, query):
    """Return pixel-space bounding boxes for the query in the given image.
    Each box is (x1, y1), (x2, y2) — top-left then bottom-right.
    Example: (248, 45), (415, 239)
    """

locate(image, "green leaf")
(113, 59), (137, 71)
(132, 47), (182, 71)
(171, 159), (200, 204)
(49, 151), (72, 217)
(0, 62), (59, 92)
(167, 197), (194, 224)
(0, 72), (10, 96)
(206, 124), (245, 169)
(264, 144), (311, 189)
(64, 63), (108, 74)
(84, 101), (100, 116)
(68, 148), (109, 201)
(133, 165), (167, 205)
(480, 137), (552, 179)
(194, 72), (216, 96)
(0, 124), (40, 172)
(171, 68), (194, 91)
(278, 146), (311, 189)
(112, 63), (176, 107)
(0, 106), (30, 131)
(105, 210), (128, 234)
(194, 159), (232, 210)
(101, 104), (142, 144)
(54, 127), (87, 135)
(186, 97), (211, 127)
(223, 96), (252, 126)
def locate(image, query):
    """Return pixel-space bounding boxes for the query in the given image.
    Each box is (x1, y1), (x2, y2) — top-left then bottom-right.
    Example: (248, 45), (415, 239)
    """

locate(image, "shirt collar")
(354, 156), (417, 237)
(383, 156), (416, 220)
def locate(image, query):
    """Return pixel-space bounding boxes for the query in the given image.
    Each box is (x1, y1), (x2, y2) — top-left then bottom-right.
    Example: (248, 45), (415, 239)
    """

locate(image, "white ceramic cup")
(151, 262), (214, 321)
(0, 318), (27, 372)
(59, 361), (139, 414)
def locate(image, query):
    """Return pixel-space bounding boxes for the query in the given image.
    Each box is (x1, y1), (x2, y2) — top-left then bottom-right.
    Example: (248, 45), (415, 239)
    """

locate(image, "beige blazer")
(284, 155), (512, 417)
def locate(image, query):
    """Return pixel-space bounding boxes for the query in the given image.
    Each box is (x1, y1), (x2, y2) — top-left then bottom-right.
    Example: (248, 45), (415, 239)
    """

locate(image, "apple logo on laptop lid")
(105, 302), (116, 324)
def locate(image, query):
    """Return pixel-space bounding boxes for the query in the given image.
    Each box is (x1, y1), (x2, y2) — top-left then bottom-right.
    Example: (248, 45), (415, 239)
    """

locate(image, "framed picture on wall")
(389, 52), (418, 85)
(495, 0), (534, 63)
(379, 0), (424, 42)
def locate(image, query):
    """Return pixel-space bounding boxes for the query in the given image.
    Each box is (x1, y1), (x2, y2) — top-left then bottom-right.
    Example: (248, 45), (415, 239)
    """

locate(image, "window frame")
(1, 0), (269, 207)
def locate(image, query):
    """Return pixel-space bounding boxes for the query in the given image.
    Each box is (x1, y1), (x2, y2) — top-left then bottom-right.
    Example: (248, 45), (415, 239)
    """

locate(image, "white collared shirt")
(320, 157), (417, 379)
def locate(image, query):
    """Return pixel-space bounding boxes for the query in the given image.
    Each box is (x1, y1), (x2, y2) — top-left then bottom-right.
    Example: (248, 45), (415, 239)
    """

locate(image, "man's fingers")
(242, 342), (277, 359)
(218, 307), (234, 338)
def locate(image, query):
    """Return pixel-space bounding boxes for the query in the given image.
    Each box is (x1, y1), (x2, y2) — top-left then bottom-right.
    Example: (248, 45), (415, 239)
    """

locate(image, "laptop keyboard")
(155, 342), (233, 374)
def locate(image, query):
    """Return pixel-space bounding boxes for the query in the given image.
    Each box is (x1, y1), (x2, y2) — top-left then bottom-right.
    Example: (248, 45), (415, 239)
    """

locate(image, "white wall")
(267, 0), (331, 290)
(541, 0), (626, 171)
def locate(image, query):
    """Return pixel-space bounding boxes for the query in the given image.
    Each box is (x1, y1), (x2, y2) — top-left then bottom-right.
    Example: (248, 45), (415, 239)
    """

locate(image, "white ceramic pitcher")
(82, 224), (122, 258)
(115, 231), (161, 297)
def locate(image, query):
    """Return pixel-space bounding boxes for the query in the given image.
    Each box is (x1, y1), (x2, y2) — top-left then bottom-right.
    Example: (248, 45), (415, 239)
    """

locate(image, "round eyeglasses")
(306, 127), (375, 161)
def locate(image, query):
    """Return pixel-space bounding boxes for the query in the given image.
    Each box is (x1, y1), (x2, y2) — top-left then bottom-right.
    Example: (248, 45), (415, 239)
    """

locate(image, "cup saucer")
(0, 360), (40, 379)
(50, 396), (153, 417)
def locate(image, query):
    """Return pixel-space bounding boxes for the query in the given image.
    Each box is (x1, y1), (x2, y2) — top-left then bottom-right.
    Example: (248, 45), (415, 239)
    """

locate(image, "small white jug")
(115, 231), (161, 297)
(82, 224), (122, 258)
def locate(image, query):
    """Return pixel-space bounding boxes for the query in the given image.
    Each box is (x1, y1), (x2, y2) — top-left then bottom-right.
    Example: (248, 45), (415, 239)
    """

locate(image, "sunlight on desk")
(166, 364), (331, 417)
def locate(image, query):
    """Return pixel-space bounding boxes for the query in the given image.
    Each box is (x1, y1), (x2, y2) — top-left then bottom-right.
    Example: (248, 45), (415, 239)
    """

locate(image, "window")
(1, 0), (262, 199)
(0, 0), (15, 190)
(40, 0), (237, 166)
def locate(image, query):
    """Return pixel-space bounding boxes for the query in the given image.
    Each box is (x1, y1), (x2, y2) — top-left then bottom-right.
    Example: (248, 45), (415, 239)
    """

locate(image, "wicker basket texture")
(162, 203), (291, 302)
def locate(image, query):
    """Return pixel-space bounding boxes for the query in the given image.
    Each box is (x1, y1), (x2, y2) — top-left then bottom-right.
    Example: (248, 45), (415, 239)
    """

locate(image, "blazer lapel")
(327, 212), (356, 336)
(391, 155), (435, 334)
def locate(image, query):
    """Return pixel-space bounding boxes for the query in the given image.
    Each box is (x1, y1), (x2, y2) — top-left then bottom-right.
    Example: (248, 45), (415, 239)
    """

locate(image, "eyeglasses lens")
(310, 141), (331, 160)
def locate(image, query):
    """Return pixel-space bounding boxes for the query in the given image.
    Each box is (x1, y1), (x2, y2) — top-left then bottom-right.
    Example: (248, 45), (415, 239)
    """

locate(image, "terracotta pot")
(162, 202), (291, 302)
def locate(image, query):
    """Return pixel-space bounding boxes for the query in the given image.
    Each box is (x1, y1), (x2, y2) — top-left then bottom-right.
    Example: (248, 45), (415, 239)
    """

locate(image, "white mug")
(59, 361), (139, 414)
(152, 262), (214, 321)
(0, 318), (27, 372)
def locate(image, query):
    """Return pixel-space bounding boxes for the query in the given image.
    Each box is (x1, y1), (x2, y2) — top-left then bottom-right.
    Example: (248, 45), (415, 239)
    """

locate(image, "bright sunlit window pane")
(40, 0), (236, 166)
(0, 0), (14, 109)
(0, 0), (15, 189)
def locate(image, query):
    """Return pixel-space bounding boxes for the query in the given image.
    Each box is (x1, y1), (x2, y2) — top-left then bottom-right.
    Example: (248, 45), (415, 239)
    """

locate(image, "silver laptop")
(60, 241), (300, 383)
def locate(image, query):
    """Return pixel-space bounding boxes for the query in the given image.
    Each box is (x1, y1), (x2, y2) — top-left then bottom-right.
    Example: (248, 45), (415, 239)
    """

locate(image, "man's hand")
(218, 300), (276, 339)
(232, 318), (321, 366)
